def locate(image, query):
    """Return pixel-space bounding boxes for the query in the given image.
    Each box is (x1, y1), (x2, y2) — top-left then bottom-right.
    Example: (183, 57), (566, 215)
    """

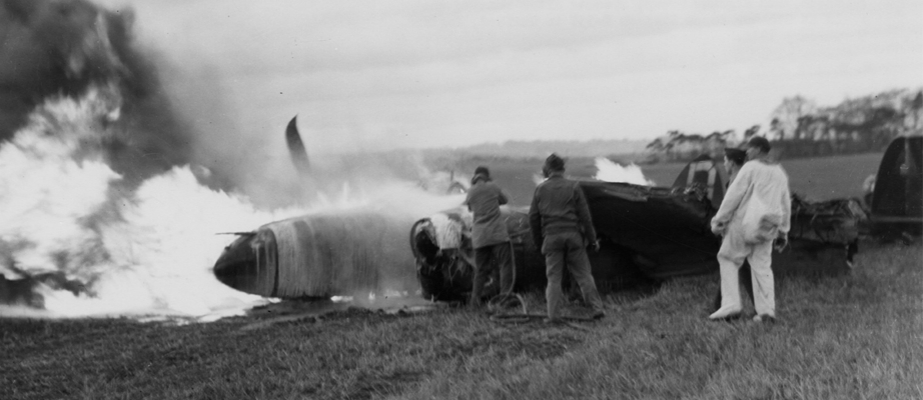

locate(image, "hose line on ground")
(485, 235), (598, 326)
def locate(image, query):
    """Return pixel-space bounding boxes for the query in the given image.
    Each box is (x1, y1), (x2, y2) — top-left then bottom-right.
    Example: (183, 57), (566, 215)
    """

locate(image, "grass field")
(3, 241), (920, 399)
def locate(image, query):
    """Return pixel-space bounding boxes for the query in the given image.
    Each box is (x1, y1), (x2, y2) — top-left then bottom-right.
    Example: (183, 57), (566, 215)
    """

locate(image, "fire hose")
(485, 231), (601, 325)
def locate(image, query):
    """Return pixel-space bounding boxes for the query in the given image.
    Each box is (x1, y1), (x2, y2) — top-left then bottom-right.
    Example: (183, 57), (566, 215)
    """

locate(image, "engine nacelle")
(214, 211), (416, 298)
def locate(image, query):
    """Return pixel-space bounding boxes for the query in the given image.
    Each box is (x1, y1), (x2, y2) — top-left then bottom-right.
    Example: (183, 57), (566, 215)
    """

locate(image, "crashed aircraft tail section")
(870, 135), (922, 237)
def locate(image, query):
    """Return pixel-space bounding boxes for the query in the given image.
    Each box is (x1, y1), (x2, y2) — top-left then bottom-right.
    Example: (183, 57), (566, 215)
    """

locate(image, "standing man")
(529, 154), (605, 323)
(465, 166), (512, 307)
(710, 137), (791, 322)
(711, 147), (753, 312)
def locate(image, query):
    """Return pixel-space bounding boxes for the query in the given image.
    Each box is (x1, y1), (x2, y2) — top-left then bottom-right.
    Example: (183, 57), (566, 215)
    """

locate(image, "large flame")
(0, 88), (304, 321)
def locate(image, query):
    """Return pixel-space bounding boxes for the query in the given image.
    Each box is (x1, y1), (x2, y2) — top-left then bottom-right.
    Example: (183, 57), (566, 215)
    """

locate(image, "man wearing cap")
(464, 166), (512, 307)
(710, 137), (791, 322)
(529, 154), (605, 322)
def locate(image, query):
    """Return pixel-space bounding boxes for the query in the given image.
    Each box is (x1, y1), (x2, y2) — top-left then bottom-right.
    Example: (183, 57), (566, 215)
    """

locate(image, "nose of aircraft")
(213, 230), (279, 297)
(213, 233), (257, 289)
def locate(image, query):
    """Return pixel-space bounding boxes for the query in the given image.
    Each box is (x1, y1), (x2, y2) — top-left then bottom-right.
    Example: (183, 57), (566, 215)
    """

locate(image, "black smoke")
(0, 0), (239, 188)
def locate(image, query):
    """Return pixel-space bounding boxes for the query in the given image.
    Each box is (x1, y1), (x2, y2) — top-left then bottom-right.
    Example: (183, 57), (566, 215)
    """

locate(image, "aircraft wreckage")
(411, 182), (865, 301)
(211, 118), (868, 301)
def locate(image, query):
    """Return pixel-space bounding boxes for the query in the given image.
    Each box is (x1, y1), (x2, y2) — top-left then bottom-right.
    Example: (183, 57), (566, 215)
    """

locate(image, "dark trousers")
(712, 260), (754, 312)
(542, 232), (604, 319)
(470, 242), (513, 306)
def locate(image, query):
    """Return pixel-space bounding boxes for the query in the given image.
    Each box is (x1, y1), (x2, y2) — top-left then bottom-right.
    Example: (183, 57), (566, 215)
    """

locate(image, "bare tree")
(770, 96), (818, 141)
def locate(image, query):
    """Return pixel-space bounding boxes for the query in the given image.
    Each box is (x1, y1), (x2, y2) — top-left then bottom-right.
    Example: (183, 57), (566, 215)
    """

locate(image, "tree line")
(645, 88), (923, 162)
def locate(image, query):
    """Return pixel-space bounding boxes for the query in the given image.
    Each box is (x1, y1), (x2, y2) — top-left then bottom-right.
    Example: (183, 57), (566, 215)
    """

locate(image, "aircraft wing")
(579, 181), (721, 278)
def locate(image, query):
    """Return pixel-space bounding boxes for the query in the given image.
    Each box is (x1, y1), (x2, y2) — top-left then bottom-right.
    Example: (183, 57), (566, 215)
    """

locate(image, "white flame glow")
(593, 157), (654, 186)
(0, 88), (119, 280)
(0, 88), (302, 321)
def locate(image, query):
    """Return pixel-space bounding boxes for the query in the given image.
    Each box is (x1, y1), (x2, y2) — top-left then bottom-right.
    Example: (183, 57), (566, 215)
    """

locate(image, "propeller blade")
(286, 116), (310, 175)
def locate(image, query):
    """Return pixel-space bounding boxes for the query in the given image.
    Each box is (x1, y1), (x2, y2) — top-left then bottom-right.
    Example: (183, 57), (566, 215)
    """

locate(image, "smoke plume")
(0, 0), (228, 188)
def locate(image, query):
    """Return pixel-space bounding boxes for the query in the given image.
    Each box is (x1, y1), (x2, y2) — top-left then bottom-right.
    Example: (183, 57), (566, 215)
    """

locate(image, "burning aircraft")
(214, 121), (866, 302)
(0, 1), (870, 311)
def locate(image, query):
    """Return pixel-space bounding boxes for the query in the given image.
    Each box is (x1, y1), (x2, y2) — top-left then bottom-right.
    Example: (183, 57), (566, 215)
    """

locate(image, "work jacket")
(528, 172), (597, 247)
(712, 159), (792, 243)
(464, 177), (510, 248)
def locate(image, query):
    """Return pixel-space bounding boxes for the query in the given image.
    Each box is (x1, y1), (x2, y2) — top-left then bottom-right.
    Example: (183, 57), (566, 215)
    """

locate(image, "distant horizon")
(323, 136), (651, 156)
(320, 84), (922, 155)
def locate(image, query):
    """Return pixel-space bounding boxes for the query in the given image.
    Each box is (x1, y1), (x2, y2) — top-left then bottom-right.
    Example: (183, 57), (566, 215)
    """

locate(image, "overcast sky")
(99, 0), (922, 153)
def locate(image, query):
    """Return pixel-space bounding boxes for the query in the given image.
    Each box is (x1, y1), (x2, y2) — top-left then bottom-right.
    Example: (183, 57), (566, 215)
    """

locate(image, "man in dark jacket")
(464, 166), (512, 307)
(529, 154), (605, 322)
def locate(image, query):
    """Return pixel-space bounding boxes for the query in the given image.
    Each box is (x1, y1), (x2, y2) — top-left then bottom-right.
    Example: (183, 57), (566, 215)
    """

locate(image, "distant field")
(781, 152), (883, 200)
(463, 152), (884, 206)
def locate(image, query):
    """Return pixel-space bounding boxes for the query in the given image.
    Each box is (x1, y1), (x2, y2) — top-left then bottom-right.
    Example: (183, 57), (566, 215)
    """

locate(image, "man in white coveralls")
(709, 136), (791, 322)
